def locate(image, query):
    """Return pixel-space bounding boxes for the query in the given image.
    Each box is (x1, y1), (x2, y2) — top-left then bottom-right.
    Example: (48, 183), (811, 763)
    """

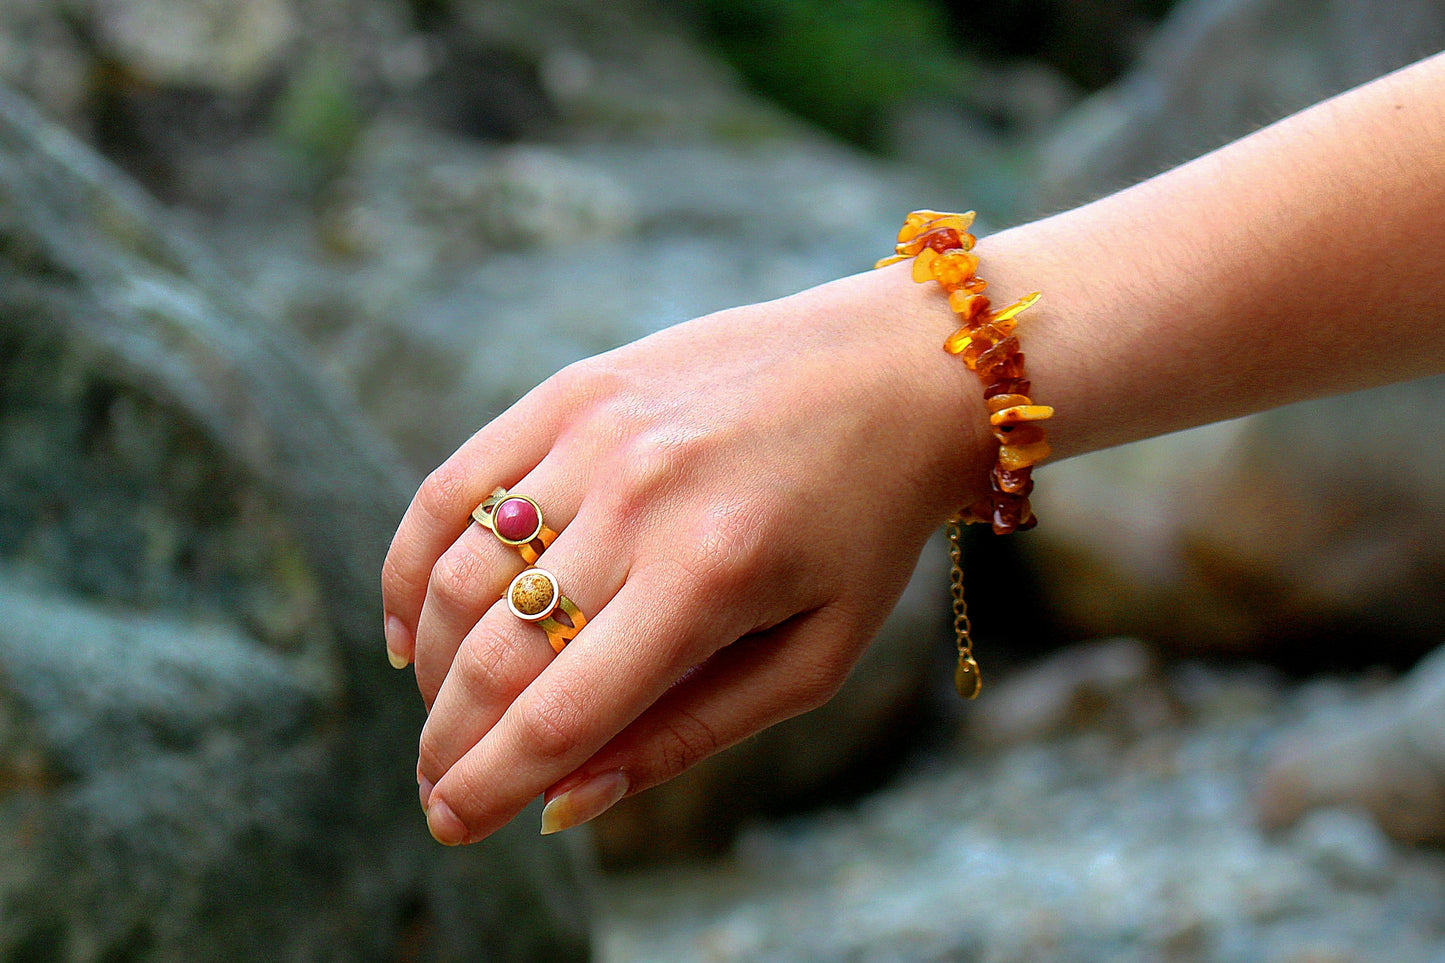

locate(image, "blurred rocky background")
(2, 0), (1444, 960)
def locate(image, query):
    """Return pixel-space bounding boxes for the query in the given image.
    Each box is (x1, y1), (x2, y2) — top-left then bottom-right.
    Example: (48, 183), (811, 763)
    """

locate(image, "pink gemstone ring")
(471, 487), (559, 564)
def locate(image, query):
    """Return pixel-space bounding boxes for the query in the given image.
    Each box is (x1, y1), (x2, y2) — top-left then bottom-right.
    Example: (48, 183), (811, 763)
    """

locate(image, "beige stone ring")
(506, 568), (587, 653)
(472, 487), (558, 564)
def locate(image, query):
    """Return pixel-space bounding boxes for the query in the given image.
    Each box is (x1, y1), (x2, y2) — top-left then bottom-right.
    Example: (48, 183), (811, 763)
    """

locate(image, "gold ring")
(472, 487), (558, 564)
(506, 568), (586, 653)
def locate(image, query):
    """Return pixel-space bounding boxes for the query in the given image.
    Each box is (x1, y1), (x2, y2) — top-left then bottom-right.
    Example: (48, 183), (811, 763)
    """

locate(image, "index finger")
(421, 565), (744, 845)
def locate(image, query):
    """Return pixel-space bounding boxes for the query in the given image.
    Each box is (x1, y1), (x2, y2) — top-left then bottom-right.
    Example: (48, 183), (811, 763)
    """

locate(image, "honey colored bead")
(998, 439), (1052, 471)
(989, 404), (1055, 426)
(912, 247), (940, 283)
(972, 336), (1021, 374)
(947, 289), (990, 320)
(984, 378), (1031, 399)
(991, 465), (1034, 495)
(992, 423), (1046, 447)
(929, 249), (980, 287)
(992, 291), (1041, 323)
(899, 210), (975, 241)
(980, 349), (1027, 381)
(960, 331), (1003, 369)
(921, 228), (965, 253)
(944, 326), (973, 354)
(986, 393), (1031, 414)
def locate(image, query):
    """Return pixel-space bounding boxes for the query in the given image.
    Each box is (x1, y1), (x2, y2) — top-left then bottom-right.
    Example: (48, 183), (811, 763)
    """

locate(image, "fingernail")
(385, 615), (411, 669)
(540, 771), (629, 836)
(418, 774), (434, 813)
(426, 798), (469, 846)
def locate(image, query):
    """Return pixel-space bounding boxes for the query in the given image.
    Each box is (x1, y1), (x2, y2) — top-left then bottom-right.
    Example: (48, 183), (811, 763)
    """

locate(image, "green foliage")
(698, 0), (973, 148)
(271, 52), (364, 188)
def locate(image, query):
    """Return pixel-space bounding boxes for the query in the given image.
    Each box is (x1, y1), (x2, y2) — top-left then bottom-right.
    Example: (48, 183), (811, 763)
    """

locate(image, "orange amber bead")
(992, 422), (1046, 447)
(920, 227), (965, 252)
(998, 439), (1052, 470)
(991, 465), (1034, 495)
(979, 350), (1027, 382)
(991, 495), (1030, 534)
(989, 404), (1054, 426)
(930, 250), (980, 288)
(986, 393), (1031, 414)
(972, 337), (1021, 374)
(983, 378), (1031, 399)
(948, 289), (990, 320)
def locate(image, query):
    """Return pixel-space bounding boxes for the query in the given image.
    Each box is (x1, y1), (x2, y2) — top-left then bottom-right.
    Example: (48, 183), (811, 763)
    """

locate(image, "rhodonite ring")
(506, 568), (587, 653)
(472, 487), (558, 564)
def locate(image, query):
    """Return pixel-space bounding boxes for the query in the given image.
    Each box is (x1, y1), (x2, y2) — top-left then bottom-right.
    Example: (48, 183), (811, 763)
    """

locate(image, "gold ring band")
(472, 487), (559, 564)
(506, 568), (586, 653)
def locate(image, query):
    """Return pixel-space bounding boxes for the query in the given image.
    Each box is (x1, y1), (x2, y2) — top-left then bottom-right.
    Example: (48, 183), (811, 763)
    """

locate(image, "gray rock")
(970, 637), (1180, 747)
(1037, 0), (1445, 212)
(1028, 377), (1445, 663)
(1291, 808), (1394, 890)
(0, 84), (591, 961)
(596, 658), (1445, 962)
(1256, 643), (1445, 845)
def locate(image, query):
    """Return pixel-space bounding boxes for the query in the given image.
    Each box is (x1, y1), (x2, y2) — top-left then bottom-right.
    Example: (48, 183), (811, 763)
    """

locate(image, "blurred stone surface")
(596, 653), (1445, 961)
(1256, 642), (1445, 845)
(1028, 379), (1445, 666)
(1036, 0), (1445, 211)
(970, 637), (1181, 748)
(0, 85), (590, 961)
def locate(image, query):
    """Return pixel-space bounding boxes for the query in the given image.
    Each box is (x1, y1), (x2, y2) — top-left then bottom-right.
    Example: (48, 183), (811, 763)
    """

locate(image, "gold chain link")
(946, 517), (982, 699)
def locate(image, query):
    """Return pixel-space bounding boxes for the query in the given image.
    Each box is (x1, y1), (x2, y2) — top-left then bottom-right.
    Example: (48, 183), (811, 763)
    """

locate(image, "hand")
(380, 263), (991, 844)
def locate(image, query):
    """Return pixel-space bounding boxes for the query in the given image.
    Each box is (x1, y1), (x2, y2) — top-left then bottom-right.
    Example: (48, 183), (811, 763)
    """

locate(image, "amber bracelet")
(876, 210), (1054, 698)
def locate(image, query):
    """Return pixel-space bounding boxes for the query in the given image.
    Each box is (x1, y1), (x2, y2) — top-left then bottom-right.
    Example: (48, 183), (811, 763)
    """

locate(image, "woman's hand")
(379, 263), (992, 844)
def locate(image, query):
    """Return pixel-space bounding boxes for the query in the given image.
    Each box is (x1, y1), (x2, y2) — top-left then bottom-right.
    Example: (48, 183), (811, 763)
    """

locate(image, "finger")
(537, 607), (858, 835)
(416, 499), (632, 785)
(412, 459), (580, 703)
(380, 385), (566, 665)
(422, 566), (752, 846)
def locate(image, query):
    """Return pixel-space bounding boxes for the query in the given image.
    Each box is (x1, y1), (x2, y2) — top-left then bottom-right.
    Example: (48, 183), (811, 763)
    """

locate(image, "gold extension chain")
(946, 518), (982, 699)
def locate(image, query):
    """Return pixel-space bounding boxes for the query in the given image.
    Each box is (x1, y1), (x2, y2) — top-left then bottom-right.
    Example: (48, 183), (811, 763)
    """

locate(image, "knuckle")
(791, 662), (848, 713)
(449, 627), (512, 698)
(616, 432), (688, 500)
(514, 686), (586, 761)
(678, 500), (770, 597)
(655, 709), (723, 776)
(427, 546), (487, 610)
(415, 460), (472, 527)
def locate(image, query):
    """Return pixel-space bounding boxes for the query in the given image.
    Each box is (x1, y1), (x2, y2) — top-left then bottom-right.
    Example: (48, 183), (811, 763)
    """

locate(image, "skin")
(381, 51), (1445, 845)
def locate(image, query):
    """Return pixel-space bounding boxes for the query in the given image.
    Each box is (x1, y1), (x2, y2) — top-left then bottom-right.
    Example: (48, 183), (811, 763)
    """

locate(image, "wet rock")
(1256, 643), (1445, 845)
(0, 84), (591, 961)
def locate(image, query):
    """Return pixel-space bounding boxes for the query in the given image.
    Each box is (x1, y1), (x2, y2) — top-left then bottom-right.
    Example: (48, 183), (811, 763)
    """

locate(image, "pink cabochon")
(494, 497), (540, 542)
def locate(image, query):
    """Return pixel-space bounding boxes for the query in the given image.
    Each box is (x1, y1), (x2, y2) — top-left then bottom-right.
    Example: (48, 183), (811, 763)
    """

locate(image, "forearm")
(979, 50), (1445, 461)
